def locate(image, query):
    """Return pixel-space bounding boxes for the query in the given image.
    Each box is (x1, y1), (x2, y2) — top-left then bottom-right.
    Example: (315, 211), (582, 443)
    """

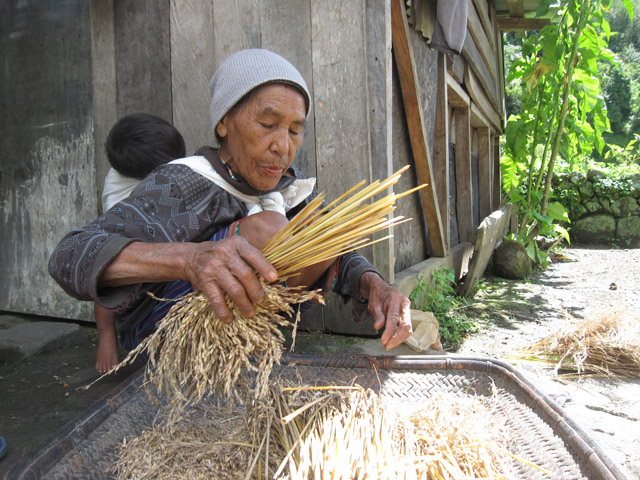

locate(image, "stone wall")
(553, 170), (640, 247)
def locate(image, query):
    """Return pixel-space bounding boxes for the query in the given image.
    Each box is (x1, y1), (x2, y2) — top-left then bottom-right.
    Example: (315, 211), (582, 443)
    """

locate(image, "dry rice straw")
(99, 167), (426, 406)
(512, 309), (640, 378)
(116, 382), (549, 479)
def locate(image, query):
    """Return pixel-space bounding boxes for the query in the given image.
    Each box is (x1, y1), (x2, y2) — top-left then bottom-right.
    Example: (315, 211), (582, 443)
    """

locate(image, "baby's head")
(105, 113), (186, 180)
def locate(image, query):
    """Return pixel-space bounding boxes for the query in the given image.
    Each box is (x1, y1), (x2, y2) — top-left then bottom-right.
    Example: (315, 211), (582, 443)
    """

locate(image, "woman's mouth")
(262, 166), (284, 176)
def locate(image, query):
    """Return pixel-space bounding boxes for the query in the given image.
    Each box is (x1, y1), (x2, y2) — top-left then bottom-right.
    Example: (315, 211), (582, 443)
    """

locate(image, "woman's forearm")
(99, 241), (191, 286)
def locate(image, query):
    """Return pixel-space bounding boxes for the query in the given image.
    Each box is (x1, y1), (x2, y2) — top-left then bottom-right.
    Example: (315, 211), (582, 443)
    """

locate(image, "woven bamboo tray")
(6, 355), (630, 480)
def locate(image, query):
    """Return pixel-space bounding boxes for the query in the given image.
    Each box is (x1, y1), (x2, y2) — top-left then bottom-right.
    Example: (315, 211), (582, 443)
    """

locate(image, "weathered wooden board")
(467, 0), (497, 84)
(493, 137), (503, 208)
(447, 72), (471, 108)
(260, 0), (322, 331)
(90, 0), (117, 210)
(311, 0), (377, 335)
(0, 1), (96, 320)
(211, 0), (260, 62)
(447, 53), (465, 84)
(365, 0), (395, 285)
(261, 0), (317, 181)
(472, 0), (495, 52)
(391, 0), (447, 258)
(393, 242), (474, 297)
(433, 53), (451, 253)
(392, 62), (429, 274)
(465, 64), (502, 130)
(497, 17), (550, 30)
(114, 0), (172, 120)
(478, 127), (492, 219)
(462, 28), (500, 113)
(458, 204), (514, 297)
(169, 0), (216, 154)
(454, 106), (474, 243)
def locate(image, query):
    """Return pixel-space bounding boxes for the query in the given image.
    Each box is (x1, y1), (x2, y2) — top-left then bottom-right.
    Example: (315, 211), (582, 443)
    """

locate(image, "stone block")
(611, 196), (640, 217)
(0, 321), (82, 363)
(571, 214), (616, 244)
(616, 215), (640, 247)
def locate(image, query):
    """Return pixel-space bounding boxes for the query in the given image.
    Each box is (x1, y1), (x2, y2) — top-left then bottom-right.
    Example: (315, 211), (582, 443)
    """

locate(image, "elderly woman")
(49, 49), (412, 351)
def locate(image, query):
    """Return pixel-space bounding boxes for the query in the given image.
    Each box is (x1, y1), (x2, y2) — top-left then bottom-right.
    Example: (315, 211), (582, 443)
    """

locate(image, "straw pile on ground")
(512, 309), (640, 377)
(104, 166), (422, 406)
(115, 383), (545, 479)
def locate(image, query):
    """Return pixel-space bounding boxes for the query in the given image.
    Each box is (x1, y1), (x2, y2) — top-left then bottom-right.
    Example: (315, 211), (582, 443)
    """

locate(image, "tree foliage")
(502, 0), (634, 267)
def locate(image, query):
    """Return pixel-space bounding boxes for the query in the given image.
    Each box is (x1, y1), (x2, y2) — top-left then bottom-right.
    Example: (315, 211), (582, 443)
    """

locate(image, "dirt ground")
(457, 245), (640, 479)
(0, 245), (639, 479)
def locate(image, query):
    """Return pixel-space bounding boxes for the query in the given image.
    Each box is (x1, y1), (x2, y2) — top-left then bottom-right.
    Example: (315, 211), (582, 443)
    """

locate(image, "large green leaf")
(547, 201), (570, 222)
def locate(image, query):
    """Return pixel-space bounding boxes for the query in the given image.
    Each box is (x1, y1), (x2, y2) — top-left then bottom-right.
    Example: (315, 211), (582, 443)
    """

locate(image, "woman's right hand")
(100, 238), (277, 323)
(182, 235), (277, 322)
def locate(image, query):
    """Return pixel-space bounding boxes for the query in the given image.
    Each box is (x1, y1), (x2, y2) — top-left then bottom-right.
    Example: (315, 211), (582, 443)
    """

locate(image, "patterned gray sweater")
(48, 161), (379, 333)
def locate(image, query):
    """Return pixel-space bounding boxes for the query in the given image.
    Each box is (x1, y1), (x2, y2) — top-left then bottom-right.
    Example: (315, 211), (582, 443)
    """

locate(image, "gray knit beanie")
(209, 48), (311, 148)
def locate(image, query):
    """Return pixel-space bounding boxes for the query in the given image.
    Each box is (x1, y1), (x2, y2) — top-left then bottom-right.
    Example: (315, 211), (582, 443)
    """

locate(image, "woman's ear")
(216, 118), (228, 139)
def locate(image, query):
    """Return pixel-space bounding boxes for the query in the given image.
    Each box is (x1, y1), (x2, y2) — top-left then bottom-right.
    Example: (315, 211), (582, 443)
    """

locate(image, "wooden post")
(477, 127), (492, 218)
(434, 52), (450, 253)
(454, 106), (473, 243)
(391, 0), (447, 257)
(493, 136), (502, 208)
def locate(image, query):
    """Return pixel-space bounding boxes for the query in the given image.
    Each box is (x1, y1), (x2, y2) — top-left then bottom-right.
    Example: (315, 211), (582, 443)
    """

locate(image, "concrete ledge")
(392, 242), (474, 297)
(0, 321), (82, 363)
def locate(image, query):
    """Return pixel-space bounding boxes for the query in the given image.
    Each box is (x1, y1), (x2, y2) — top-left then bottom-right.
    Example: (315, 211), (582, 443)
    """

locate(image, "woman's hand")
(359, 272), (412, 350)
(100, 238), (277, 323)
(183, 236), (277, 322)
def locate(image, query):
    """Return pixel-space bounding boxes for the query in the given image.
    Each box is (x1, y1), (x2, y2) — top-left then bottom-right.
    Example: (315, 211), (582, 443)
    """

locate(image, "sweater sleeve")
(48, 163), (246, 307)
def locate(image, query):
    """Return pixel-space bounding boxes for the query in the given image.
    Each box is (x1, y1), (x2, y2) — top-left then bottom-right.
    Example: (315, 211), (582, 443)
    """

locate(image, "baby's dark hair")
(105, 113), (186, 180)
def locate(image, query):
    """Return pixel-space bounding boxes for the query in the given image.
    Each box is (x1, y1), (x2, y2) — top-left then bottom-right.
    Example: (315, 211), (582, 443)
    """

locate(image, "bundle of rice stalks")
(512, 310), (640, 377)
(130, 282), (322, 405)
(104, 167), (424, 405)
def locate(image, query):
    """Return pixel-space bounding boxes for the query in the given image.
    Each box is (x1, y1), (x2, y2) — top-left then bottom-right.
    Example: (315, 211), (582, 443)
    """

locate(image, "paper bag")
(405, 309), (443, 352)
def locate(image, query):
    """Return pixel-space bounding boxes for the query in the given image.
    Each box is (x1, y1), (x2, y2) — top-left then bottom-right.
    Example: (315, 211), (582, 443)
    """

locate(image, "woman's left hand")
(360, 272), (413, 350)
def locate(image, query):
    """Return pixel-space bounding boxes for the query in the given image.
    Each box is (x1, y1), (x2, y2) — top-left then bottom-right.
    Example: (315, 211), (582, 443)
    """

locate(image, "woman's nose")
(270, 127), (290, 156)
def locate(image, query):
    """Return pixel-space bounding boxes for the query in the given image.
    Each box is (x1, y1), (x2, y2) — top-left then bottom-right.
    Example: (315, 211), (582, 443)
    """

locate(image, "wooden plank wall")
(0, 1), (97, 320)
(436, 0), (505, 250)
(3, 0), (506, 331)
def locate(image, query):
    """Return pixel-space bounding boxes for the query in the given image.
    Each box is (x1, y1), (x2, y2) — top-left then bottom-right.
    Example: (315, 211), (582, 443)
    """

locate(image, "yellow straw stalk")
(512, 309), (640, 377)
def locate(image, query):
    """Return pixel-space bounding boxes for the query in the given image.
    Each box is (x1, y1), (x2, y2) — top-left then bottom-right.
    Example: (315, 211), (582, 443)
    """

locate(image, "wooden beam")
(470, 103), (489, 128)
(506, 0), (525, 18)
(497, 17), (551, 31)
(447, 72), (470, 108)
(478, 127), (492, 219)
(447, 53), (465, 85)
(434, 53), (450, 254)
(465, 66), (502, 130)
(391, 0), (447, 257)
(454, 106), (473, 243)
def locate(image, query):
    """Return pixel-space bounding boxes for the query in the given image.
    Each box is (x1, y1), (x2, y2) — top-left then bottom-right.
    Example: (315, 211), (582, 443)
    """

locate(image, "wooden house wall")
(0, 0), (506, 333)
(0, 1), (97, 320)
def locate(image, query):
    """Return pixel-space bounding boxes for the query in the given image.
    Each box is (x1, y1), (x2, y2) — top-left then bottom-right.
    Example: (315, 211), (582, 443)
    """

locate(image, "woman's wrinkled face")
(217, 83), (306, 191)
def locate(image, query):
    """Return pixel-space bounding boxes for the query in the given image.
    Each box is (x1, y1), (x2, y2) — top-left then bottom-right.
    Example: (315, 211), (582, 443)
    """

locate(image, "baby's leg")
(94, 303), (119, 373)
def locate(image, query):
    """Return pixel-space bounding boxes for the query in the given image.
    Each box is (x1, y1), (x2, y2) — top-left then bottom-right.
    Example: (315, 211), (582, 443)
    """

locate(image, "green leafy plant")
(502, 0), (634, 265)
(409, 269), (477, 350)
